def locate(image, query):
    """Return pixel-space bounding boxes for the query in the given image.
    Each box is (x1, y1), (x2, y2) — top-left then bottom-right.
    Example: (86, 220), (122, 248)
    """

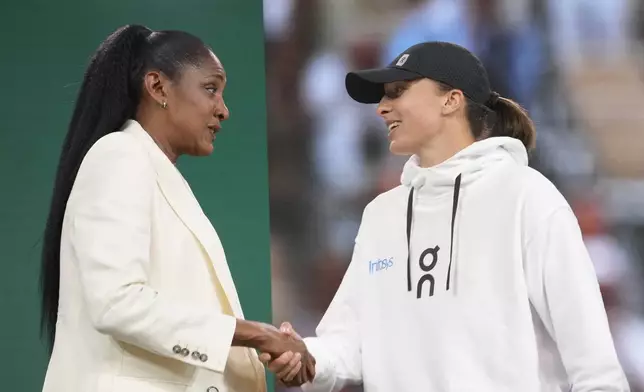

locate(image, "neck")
(136, 106), (179, 164)
(417, 123), (475, 168)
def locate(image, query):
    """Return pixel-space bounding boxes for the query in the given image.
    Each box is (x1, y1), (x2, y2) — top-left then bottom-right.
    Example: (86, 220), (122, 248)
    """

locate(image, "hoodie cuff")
(303, 337), (334, 386)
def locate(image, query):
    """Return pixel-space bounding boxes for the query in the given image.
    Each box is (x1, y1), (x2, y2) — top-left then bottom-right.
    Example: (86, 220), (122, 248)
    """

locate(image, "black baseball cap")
(345, 41), (495, 106)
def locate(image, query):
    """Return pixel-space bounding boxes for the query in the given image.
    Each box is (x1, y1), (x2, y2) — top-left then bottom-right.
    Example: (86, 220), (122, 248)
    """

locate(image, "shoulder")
(356, 185), (408, 235)
(83, 131), (146, 162)
(73, 131), (155, 197)
(67, 131), (157, 214)
(363, 185), (408, 216)
(79, 131), (153, 175)
(508, 166), (577, 241)
(513, 165), (570, 214)
(350, 185), (408, 243)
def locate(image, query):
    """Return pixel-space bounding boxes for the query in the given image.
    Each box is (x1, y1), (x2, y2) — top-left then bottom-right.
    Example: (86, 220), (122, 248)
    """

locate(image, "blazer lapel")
(122, 120), (244, 318)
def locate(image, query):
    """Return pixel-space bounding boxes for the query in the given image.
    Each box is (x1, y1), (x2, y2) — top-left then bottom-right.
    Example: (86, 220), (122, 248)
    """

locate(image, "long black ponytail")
(40, 24), (211, 352)
(436, 81), (537, 153)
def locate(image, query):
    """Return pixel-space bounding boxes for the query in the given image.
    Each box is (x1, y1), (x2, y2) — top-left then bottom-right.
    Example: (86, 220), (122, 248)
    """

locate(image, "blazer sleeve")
(66, 134), (236, 373)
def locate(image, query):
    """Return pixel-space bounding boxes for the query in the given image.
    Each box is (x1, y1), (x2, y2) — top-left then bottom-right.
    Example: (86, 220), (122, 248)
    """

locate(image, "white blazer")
(42, 120), (267, 392)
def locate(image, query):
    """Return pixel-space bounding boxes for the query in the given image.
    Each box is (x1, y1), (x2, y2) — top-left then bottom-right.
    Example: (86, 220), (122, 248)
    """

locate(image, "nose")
(216, 100), (230, 122)
(376, 98), (391, 118)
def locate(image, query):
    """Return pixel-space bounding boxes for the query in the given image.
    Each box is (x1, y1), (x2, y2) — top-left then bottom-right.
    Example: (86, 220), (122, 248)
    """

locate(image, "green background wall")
(0, 1), (272, 390)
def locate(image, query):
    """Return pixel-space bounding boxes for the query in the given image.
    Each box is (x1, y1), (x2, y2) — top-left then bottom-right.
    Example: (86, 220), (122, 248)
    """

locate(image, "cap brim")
(345, 67), (420, 104)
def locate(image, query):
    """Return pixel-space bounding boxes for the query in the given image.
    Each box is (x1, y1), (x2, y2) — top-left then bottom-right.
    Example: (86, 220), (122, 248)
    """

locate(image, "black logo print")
(416, 245), (440, 298)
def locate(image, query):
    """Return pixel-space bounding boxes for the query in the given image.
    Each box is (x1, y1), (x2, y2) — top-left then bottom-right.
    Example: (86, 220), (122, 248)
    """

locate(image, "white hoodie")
(302, 137), (629, 392)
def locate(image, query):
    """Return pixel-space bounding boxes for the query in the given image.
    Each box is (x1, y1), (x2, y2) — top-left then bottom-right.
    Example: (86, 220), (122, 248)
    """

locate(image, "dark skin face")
(137, 50), (230, 162)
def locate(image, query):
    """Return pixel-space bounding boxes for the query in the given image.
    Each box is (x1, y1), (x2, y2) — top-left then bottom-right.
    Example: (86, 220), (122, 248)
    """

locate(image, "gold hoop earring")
(161, 101), (167, 109)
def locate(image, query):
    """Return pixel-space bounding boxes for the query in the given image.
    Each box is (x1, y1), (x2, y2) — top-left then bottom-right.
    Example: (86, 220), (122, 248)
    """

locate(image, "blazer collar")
(120, 119), (244, 318)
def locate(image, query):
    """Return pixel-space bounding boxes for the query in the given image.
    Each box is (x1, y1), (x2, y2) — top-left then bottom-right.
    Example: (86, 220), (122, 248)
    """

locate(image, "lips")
(207, 124), (221, 138)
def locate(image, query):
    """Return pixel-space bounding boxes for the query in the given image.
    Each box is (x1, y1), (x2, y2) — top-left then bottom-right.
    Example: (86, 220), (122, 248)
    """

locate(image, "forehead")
(383, 80), (411, 93)
(183, 51), (226, 82)
(383, 79), (438, 96)
(384, 78), (438, 89)
(385, 80), (413, 88)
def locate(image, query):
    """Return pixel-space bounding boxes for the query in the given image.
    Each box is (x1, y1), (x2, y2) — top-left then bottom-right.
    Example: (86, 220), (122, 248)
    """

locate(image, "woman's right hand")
(254, 322), (308, 359)
(258, 322), (316, 386)
(233, 319), (315, 384)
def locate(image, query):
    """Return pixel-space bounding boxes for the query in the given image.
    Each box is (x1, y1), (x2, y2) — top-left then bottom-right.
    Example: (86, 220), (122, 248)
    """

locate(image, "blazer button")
(206, 387), (219, 392)
(199, 353), (208, 362)
(180, 348), (190, 357)
(172, 345), (182, 354)
(191, 351), (201, 360)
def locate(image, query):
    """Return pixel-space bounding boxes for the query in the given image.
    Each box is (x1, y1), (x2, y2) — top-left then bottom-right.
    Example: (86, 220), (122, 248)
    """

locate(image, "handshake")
(236, 320), (315, 387)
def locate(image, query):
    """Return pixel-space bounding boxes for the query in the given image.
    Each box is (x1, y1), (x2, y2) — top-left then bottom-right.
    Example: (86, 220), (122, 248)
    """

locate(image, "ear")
(142, 70), (171, 107)
(442, 89), (466, 115)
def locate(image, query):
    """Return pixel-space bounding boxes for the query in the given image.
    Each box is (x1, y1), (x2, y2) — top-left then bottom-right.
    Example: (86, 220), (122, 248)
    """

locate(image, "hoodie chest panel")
(357, 186), (538, 389)
(452, 187), (528, 300)
(359, 212), (409, 294)
(359, 185), (531, 324)
(359, 198), (454, 305)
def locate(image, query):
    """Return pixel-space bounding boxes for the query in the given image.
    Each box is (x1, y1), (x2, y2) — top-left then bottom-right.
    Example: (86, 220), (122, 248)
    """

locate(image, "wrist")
(232, 319), (267, 349)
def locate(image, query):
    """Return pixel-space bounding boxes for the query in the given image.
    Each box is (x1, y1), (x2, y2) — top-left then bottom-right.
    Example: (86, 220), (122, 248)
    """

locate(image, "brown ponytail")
(436, 82), (536, 152)
(487, 96), (536, 151)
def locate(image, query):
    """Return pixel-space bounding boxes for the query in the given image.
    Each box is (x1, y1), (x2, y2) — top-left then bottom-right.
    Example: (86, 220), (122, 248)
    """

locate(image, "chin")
(389, 140), (414, 156)
(200, 144), (215, 156)
(189, 143), (215, 157)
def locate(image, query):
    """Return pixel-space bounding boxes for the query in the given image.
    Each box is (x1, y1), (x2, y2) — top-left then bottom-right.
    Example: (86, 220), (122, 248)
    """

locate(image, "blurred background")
(264, 0), (644, 390)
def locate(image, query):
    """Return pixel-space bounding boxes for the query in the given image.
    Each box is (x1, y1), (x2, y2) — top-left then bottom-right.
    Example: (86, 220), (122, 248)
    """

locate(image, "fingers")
(261, 345), (311, 387)
(305, 354), (316, 381)
(279, 321), (293, 333)
(280, 321), (304, 341)
(295, 367), (306, 386)
(280, 366), (308, 388)
(285, 354), (314, 386)
(258, 352), (271, 364)
(267, 351), (294, 374)
(276, 352), (301, 380)
(278, 354), (302, 381)
(280, 321), (298, 339)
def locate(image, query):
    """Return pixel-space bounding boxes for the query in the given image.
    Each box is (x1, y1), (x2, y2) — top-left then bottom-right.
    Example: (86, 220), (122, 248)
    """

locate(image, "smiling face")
(376, 78), (450, 156)
(163, 51), (229, 157)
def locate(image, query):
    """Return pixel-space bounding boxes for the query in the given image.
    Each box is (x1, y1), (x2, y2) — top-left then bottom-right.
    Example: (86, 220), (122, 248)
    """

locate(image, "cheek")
(399, 105), (431, 135)
(409, 104), (441, 133)
(186, 91), (212, 114)
(174, 92), (212, 125)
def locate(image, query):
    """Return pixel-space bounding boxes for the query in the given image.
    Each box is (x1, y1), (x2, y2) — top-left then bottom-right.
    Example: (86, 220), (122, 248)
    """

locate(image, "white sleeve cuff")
(303, 337), (335, 390)
(173, 314), (236, 373)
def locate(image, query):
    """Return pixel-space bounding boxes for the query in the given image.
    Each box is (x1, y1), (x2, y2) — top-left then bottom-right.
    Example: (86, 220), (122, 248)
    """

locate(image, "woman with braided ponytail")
(40, 25), (313, 392)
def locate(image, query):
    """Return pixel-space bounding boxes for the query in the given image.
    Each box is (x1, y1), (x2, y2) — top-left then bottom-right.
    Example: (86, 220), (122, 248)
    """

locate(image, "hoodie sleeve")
(301, 232), (365, 392)
(524, 206), (629, 391)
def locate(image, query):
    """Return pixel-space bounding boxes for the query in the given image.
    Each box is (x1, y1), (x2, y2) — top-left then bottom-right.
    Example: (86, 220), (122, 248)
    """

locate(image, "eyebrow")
(205, 72), (226, 83)
(384, 81), (409, 91)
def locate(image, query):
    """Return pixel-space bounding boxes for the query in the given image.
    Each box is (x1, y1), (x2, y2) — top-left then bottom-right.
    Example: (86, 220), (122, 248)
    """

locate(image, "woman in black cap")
(263, 41), (628, 391)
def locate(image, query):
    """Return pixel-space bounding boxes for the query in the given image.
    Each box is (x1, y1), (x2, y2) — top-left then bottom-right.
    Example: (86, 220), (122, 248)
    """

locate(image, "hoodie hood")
(402, 137), (528, 295)
(401, 137), (528, 197)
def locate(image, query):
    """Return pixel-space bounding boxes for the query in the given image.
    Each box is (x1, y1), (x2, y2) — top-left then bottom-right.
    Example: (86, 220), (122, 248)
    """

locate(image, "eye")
(384, 85), (406, 99)
(205, 87), (218, 94)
